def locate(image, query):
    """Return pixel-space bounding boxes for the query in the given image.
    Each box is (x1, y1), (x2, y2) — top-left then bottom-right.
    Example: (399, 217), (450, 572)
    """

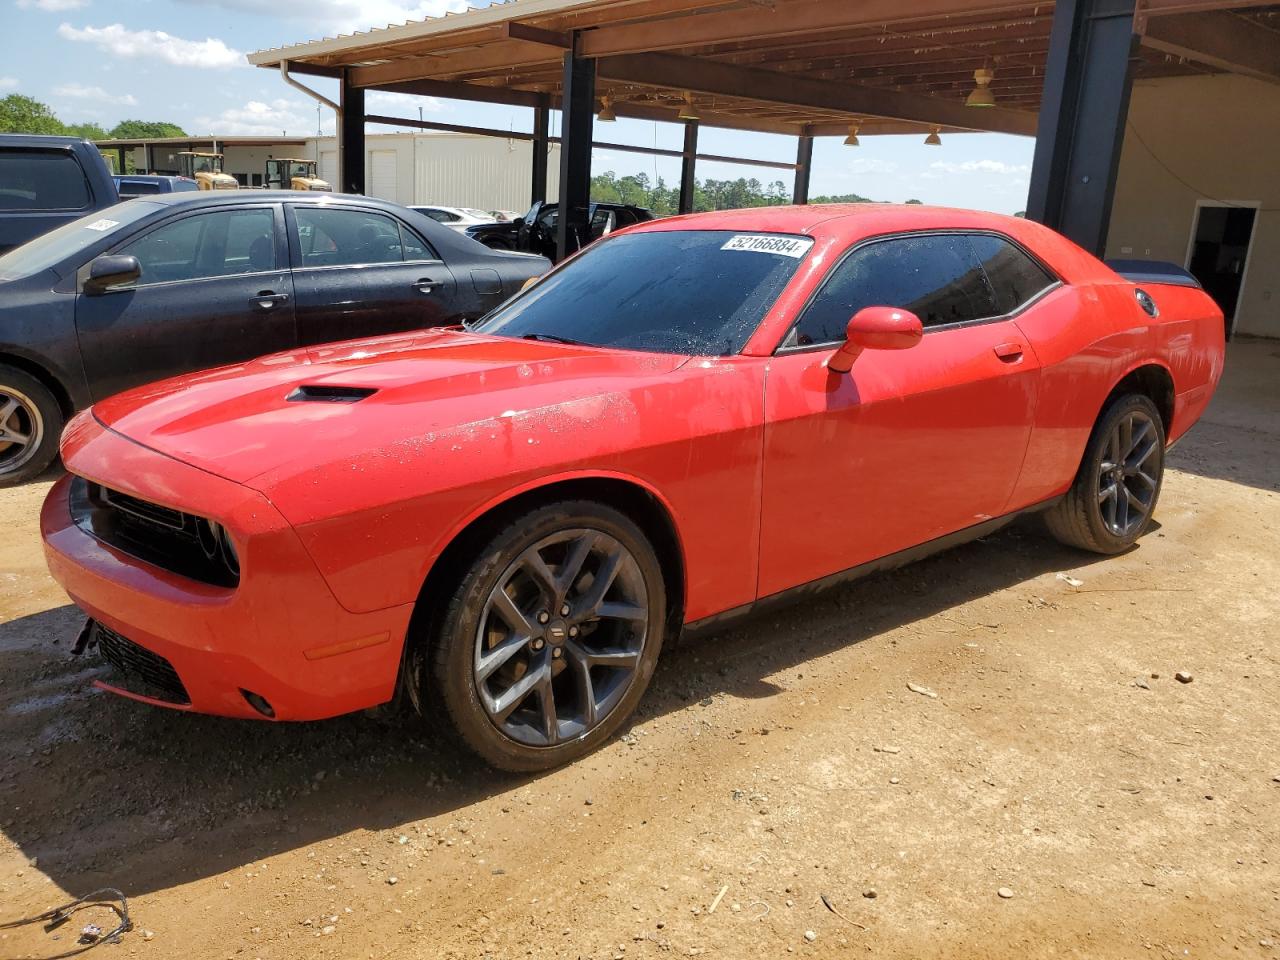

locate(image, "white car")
(410, 206), (499, 232)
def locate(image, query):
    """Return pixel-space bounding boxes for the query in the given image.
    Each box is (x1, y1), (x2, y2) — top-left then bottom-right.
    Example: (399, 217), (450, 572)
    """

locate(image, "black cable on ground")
(0, 888), (131, 960)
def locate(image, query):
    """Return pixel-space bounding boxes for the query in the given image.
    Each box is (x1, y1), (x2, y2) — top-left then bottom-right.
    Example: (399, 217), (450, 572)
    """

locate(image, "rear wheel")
(428, 500), (666, 771)
(1045, 393), (1165, 554)
(0, 365), (63, 486)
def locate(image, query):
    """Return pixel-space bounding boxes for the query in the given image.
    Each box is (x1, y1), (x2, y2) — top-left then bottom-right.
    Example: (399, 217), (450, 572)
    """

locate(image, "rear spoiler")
(1105, 259), (1202, 289)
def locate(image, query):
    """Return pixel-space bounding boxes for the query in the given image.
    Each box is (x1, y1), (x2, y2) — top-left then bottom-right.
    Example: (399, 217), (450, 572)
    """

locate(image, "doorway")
(1186, 201), (1258, 340)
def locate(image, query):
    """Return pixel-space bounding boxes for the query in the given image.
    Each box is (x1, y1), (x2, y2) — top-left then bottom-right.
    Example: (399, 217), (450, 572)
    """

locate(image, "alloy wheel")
(1097, 409), (1159, 537)
(0, 387), (43, 475)
(473, 528), (649, 748)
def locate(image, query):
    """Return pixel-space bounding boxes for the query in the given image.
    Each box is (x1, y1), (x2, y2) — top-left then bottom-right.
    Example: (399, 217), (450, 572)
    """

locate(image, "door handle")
(993, 342), (1024, 362)
(413, 278), (439, 295)
(251, 291), (289, 310)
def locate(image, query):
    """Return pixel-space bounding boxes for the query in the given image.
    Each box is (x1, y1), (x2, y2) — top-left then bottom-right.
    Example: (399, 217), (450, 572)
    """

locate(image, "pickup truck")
(465, 200), (653, 262)
(0, 135), (118, 254)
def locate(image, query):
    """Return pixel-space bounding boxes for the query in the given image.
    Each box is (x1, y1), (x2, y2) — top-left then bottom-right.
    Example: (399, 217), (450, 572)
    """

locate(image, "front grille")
(93, 622), (190, 705)
(69, 477), (239, 588)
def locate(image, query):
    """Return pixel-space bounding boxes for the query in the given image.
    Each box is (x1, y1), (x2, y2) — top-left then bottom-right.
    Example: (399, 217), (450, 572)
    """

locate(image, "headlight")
(197, 518), (239, 578)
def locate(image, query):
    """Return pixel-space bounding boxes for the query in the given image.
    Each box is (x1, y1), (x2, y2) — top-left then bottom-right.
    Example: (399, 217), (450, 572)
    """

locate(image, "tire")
(428, 500), (667, 772)
(1045, 393), (1166, 554)
(0, 364), (63, 487)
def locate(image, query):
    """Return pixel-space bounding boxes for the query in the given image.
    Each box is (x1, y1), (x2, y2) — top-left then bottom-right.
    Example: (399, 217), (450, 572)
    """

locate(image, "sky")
(5, 0), (1035, 213)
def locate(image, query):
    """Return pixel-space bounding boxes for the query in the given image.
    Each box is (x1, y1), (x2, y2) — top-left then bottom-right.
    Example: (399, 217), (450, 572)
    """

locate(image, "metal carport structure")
(247, 0), (1280, 260)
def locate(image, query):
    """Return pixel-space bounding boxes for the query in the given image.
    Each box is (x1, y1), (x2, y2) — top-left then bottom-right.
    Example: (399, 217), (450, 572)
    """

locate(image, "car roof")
(0, 134), (94, 148)
(633, 203), (1027, 237)
(142, 191), (412, 211)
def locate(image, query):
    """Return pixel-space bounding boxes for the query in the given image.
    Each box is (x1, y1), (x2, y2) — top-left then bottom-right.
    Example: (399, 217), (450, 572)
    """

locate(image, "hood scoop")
(286, 384), (377, 404)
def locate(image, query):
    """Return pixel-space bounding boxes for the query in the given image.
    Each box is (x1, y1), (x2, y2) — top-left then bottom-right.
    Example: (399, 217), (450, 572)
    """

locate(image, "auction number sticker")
(721, 234), (812, 258)
(84, 219), (119, 232)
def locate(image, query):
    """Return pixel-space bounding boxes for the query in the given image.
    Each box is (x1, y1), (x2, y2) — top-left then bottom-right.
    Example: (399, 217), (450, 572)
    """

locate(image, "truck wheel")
(428, 500), (666, 771)
(1045, 393), (1165, 554)
(0, 364), (63, 486)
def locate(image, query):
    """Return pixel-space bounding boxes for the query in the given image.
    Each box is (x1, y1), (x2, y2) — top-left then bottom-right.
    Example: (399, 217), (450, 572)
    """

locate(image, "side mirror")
(828, 306), (923, 373)
(84, 254), (141, 295)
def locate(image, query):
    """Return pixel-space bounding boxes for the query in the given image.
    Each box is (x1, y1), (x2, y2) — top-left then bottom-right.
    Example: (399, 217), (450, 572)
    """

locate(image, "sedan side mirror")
(828, 306), (923, 373)
(84, 254), (141, 295)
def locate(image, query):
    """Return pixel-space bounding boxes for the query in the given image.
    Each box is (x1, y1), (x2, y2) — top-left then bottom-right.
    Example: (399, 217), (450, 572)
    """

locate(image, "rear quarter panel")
(1009, 277), (1224, 507)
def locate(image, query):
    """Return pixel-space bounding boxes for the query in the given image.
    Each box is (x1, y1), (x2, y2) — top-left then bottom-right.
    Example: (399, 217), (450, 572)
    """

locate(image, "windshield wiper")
(521, 332), (589, 346)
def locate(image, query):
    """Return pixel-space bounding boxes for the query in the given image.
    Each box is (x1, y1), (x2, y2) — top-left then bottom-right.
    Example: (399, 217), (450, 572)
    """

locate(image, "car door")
(756, 231), (1045, 599)
(75, 202), (296, 401)
(286, 203), (460, 346)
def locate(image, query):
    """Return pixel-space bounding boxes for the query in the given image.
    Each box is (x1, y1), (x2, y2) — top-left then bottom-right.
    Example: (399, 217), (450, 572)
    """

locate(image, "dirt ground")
(1, 341), (1277, 960)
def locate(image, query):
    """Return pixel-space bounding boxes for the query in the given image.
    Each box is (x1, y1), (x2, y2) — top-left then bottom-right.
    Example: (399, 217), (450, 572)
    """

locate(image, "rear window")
(117, 179), (163, 195)
(475, 230), (813, 356)
(0, 149), (92, 211)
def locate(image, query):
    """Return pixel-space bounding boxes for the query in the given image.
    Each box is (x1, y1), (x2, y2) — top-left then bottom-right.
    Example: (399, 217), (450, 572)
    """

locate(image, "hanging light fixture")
(597, 95), (617, 122)
(676, 91), (700, 122)
(843, 122), (861, 147)
(966, 66), (996, 108)
(924, 126), (942, 146)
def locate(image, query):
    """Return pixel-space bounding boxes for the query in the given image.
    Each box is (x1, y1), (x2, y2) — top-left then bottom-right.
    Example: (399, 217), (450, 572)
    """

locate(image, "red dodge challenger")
(42, 205), (1224, 770)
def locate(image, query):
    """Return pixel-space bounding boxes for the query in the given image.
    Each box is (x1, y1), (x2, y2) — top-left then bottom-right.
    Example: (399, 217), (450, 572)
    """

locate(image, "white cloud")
(16, 0), (89, 10)
(366, 90), (445, 116)
(52, 82), (137, 105)
(57, 22), (244, 69)
(0, 77), (17, 91)
(173, 0), (468, 34)
(929, 159), (1030, 176)
(195, 97), (328, 136)
(843, 157), (899, 176)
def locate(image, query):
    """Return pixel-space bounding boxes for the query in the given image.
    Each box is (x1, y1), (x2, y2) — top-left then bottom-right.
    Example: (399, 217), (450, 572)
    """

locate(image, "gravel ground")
(1, 340), (1277, 959)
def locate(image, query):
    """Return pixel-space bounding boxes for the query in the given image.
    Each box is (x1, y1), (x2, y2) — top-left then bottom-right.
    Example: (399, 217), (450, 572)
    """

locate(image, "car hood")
(92, 329), (690, 486)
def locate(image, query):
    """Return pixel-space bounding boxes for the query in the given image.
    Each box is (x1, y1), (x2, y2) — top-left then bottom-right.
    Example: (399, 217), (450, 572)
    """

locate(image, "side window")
(966, 234), (1056, 315)
(791, 234), (998, 346)
(293, 207), (404, 267)
(0, 150), (91, 212)
(121, 208), (277, 285)
(398, 223), (437, 262)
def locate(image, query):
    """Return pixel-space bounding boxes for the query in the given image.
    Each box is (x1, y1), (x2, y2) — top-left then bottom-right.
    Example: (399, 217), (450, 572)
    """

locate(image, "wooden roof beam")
(580, 0), (1042, 58)
(1142, 10), (1280, 83)
(596, 50), (1039, 135)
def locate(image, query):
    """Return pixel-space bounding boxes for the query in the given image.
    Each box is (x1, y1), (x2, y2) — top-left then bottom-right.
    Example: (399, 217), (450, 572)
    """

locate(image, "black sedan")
(0, 192), (549, 484)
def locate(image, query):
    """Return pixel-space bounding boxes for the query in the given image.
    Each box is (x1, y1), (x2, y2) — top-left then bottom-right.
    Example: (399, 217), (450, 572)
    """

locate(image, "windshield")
(474, 230), (813, 356)
(0, 201), (160, 281)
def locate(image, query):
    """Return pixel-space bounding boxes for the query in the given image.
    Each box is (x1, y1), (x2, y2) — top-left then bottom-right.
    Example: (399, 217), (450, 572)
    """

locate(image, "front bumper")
(41, 418), (414, 721)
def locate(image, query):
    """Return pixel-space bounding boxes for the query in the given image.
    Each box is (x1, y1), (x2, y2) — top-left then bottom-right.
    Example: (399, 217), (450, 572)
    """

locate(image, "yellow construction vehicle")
(265, 157), (331, 191)
(175, 152), (239, 190)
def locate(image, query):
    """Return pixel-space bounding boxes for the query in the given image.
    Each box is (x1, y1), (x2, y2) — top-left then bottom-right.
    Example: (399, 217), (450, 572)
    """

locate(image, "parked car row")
(0, 190), (549, 483)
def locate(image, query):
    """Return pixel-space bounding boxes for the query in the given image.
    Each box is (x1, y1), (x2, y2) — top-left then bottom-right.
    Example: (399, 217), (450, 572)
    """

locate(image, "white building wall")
(1108, 73), (1280, 338)
(302, 132), (560, 211)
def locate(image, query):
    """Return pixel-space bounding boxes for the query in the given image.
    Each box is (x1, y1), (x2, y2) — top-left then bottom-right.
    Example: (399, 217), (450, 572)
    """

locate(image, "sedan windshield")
(0, 201), (160, 282)
(474, 230), (813, 356)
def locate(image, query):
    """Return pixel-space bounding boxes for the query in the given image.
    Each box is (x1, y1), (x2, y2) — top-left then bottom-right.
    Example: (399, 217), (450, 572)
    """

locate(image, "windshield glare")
(0, 201), (160, 281)
(475, 230), (812, 356)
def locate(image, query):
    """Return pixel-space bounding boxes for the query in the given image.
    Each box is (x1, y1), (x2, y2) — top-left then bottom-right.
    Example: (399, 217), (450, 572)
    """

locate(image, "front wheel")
(428, 501), (667, 771)
(0, 365), (63, 486)
(1045, 393), (1166, 554)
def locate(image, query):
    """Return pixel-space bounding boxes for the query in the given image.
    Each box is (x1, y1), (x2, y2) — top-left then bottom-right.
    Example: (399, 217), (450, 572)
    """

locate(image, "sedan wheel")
(1045, 393), (1166, 554)
(1096, 409), (1160, 537)
(428, 500), (667, 771)
(475, 528), (649, 748)
(0, 365), (63, 486)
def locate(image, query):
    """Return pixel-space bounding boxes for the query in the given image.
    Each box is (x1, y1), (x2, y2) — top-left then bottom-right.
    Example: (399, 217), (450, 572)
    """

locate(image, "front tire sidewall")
(431, 501), (666, 772)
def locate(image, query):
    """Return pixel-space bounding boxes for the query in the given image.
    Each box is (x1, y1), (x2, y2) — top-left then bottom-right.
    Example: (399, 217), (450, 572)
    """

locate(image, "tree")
(0, 94), (66, 135)
(64, 121), (110, 141)
(109, 120), (187, 139)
